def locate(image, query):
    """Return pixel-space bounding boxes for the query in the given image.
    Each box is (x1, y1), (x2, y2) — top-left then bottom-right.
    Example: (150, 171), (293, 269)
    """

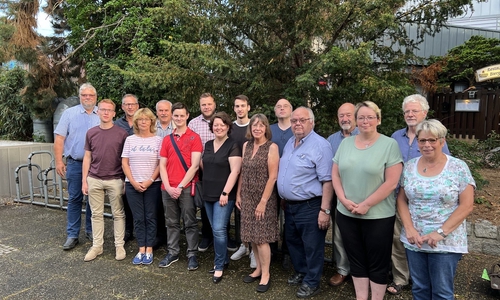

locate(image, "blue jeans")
(285, 197), (326, 288)
(204, 200), (235, 270)
(66, 158), (92, 238)
(126, 182), (161, 247)
(406, 249), (462, 300)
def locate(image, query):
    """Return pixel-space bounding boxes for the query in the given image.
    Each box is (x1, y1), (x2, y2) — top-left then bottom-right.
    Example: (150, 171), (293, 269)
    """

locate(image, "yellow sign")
(476, 64), (500, 82)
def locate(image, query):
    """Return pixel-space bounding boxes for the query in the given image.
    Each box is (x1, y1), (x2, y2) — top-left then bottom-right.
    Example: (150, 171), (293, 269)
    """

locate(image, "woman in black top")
(201, 112), (242, 284)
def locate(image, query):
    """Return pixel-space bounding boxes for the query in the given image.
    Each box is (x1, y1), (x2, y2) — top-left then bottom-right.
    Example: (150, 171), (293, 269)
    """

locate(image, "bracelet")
(150, 178), (154, 183)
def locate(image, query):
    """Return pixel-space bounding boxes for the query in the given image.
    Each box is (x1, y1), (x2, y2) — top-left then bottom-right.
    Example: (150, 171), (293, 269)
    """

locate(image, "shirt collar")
(296, 130), (315, 145)
(157, 120), (173, 129)
(340, 127), (359, 138)
(78, 104), (98, 114)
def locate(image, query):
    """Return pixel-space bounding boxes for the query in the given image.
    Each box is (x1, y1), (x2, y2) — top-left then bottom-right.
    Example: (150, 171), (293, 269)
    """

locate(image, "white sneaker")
(230, 243), (249, 261)
(249, 250), (257, 268)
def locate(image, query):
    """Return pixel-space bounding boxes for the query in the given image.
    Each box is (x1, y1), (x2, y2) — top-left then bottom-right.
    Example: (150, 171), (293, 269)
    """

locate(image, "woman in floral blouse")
(397, 119), (475, 300)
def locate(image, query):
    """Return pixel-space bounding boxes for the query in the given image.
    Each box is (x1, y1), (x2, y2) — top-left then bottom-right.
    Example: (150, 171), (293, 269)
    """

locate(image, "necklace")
(422, 157), (445, 173)
(423, 163), (438, 173)
(357, 134), (378, 149)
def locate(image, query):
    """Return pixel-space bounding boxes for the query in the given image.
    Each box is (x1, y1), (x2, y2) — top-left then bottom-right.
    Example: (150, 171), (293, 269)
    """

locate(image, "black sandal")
(387, 282), (404, 295)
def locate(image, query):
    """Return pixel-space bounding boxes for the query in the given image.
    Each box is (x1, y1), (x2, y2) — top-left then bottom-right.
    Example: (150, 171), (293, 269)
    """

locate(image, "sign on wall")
(476, 64), (500, 82)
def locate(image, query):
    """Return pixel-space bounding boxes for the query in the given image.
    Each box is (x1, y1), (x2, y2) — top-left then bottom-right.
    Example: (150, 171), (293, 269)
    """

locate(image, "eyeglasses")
(403, 109), (423, 115)
(290, 118), (311, 124)
(417, 138), (440, 145)
(98, 108), (114, 113)
(276, 104), (291, 109)
(123, 103), (138, 107)
(356, 116), (377, 122)
(80, 94), (96, 97)
(137, 118), (151, 122)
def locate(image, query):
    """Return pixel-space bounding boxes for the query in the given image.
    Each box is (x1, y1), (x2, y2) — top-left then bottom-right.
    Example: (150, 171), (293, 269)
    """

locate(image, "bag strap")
(170, 134), (188, 172)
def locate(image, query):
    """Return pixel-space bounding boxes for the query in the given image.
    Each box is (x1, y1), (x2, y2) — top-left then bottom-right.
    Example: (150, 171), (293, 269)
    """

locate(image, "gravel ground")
(0, 200), (499, 299)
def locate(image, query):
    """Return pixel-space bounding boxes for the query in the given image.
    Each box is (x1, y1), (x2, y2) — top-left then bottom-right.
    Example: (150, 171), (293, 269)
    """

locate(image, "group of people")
(54, 84), (475, 299)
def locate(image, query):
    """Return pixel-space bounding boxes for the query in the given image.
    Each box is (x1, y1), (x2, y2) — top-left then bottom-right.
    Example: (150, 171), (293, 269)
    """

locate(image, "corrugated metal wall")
(0, 142), (54, 198)
(411, 24), (500, 60)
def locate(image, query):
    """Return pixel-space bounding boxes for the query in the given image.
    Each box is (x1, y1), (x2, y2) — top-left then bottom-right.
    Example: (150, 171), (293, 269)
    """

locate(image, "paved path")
(0, 202), (498, 299)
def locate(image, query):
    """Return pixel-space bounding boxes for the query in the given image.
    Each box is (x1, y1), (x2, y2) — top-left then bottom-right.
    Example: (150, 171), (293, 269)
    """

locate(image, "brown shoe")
(115, 246), (126, 261)
(84, 246), (103, 262)
(328, 273), (348, 286)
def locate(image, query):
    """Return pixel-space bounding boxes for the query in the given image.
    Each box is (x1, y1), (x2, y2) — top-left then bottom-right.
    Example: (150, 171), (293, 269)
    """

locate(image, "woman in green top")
(332, 101), (403, 300)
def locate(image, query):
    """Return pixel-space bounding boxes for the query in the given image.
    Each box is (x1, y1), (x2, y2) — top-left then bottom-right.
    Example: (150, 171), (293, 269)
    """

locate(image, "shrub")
(447, 132), (500, 190)
(0, 67), (33, 141)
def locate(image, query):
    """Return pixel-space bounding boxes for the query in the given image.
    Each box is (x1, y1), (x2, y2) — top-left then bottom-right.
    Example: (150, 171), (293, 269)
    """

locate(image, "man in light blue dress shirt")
(277, 107), (333, 298)
(54, 83), (99, 250)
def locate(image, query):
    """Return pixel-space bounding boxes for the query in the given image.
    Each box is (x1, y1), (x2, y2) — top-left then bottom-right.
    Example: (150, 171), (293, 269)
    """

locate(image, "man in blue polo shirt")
(388, 94), (450, 295)
(270, 98), (293, 270)
(325, 102), (359, 287)
(277, 106), (333, 298)
(54, 83), (99, 250)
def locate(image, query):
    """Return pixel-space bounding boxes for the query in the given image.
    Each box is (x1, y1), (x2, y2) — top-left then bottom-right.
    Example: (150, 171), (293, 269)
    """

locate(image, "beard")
(406, 120), (418, 127)
(81, 102), (95, 111)
(341, 123), (352, 131)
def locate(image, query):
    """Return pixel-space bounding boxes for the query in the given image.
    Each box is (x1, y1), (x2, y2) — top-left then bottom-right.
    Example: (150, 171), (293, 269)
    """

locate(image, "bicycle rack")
(14, 150), (112, 217)
(15, 151), (61, 207)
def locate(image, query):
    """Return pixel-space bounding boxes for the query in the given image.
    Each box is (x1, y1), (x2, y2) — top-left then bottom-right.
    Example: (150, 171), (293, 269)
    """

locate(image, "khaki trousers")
(391, 212), (410, 285)
(87, 177), (125, 248)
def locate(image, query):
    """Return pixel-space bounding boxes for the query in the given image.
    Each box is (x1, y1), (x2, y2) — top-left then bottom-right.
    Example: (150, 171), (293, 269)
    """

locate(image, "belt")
(67, 156), (83, 162)
(285, 196), (322, 205)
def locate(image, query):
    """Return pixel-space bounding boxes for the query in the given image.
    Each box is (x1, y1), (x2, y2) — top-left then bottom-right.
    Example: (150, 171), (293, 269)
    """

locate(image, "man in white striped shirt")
(188, 93), (216, 252)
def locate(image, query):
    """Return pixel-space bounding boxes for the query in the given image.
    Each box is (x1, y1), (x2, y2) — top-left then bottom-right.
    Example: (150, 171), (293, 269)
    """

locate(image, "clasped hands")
(342, 199), (370, 215)
(405, 227), (444, 248)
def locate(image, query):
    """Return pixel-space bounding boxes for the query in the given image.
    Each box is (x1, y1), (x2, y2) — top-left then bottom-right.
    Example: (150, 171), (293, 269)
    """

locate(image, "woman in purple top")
(122, 108), (163, 265)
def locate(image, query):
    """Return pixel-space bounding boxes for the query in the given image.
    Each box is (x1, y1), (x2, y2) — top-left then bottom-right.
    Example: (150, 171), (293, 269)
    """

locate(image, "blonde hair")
(98, 99), (116, 109)
(133, 108), (157, 134)
(355, 101), (381, 120)
(416, 119), (447, 139)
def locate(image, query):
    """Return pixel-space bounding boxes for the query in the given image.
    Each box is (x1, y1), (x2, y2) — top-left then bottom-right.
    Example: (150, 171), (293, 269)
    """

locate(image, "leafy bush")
(0, 67), (33, 141)
(447, 132), (500, 190)
(480, 131), (500, 168)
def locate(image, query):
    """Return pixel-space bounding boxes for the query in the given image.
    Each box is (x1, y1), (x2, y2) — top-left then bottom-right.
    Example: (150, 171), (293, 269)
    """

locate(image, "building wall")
(448, 0), (500, 31)
(0, 141), (54, 198)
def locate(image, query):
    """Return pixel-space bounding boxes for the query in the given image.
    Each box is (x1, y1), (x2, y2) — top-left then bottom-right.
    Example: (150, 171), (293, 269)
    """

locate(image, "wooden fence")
(428, 89), (500, 140)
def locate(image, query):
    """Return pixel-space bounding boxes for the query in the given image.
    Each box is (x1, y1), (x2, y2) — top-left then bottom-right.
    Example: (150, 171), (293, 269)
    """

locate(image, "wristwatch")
(177, 185), (184, 189)
(320, 208), (331, 215)
(221, 191), (228, 196)
(437, 228), (447, 238)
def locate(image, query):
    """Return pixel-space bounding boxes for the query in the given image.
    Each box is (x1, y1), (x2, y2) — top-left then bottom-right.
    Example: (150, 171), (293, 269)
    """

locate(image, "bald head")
(274, 98), (293, 120)
(337, 103), (356, 133)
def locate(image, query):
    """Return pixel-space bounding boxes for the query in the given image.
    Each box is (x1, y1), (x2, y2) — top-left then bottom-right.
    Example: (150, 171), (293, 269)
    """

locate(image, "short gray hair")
(122, 94), (138, 104)
(402, 94), (429, 112)
(416, 119), (448, 138)
(294, 106), (315, 123)
(156, 99), (173, 111)
(79, 83), (96, 96)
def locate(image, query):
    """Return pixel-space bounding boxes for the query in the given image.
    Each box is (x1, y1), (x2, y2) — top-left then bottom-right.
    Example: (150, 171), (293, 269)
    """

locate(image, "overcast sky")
(37, 7), (54, 36)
